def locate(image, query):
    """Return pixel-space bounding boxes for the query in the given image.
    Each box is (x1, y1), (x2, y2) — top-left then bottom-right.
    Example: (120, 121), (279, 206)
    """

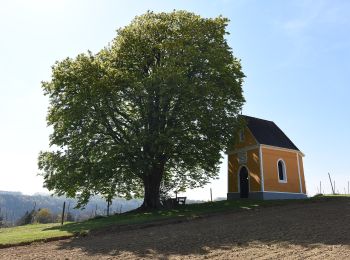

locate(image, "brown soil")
(1, 198), (349, 259)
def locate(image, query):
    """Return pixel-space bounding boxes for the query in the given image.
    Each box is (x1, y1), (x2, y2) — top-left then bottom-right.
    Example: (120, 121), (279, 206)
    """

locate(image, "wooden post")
(320, 181), (322, 194)
(210, 188), (213, 202)
(67, 202), (71, 222)
(328, 173), (335, 194)
(61, 201), (66, 226)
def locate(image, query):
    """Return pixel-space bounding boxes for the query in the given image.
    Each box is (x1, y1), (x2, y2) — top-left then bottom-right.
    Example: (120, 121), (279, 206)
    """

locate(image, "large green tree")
(38, 11), (245, 210)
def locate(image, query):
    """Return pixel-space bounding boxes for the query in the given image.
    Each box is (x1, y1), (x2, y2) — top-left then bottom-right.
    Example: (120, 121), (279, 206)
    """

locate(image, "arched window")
(239, 130), (245, 142)
(277, 159), (287, 182)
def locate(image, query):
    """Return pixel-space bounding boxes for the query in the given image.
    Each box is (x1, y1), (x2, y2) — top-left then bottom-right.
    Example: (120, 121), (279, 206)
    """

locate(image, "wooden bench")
(161, 196), (187, 208)
(176, 196), (187, 205)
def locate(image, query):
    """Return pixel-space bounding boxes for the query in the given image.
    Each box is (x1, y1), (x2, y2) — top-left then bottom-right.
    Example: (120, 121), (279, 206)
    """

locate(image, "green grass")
(0, 196), (346, 247)
(314, 193), (350, 197)
(0, 223), (71, 246)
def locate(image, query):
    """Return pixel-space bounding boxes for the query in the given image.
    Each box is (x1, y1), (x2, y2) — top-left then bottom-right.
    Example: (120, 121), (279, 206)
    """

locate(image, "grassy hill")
(0, 196), (348, 248)
(1, 197), (339, 248)
(1, 196), (349, 259)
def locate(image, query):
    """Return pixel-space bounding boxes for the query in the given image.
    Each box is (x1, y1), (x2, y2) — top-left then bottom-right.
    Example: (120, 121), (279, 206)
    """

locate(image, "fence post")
(328, 173), (335, 194)
(61, 201), (66, 226)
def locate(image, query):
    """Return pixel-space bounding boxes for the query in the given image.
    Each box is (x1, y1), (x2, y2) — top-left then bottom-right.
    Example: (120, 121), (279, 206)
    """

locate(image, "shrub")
(35, 208), (53, 224)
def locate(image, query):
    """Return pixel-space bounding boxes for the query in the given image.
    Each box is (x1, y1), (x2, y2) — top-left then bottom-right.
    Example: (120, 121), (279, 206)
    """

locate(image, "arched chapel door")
(239, 166), (249, 198)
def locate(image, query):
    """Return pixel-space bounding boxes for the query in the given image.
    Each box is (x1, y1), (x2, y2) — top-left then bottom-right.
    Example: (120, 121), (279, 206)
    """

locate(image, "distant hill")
(0, 191), (142, 225)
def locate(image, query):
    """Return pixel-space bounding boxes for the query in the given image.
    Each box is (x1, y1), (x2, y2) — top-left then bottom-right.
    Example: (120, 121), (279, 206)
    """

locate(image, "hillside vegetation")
(0, 191), (141, 225)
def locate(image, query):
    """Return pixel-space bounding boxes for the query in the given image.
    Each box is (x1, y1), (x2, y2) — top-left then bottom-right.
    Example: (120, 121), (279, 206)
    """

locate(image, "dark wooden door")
(239, 167), (249, 198)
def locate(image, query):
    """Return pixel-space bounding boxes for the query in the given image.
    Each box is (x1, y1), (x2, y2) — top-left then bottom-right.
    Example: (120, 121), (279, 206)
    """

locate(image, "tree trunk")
(141, 169), (163, 210)
(107, 200), (110, 216)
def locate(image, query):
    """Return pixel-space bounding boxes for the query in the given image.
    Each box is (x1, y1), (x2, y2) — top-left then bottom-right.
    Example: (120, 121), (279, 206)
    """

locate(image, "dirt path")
(1, 198), (350, 259)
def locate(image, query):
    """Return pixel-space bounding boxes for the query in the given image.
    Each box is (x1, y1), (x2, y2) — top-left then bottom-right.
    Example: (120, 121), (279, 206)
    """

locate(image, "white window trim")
(277, 159), (287, 183)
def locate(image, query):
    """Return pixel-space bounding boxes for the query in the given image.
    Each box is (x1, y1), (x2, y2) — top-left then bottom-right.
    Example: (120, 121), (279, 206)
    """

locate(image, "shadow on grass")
(45, 199), (272, 235)
(49, 197), (350, 258)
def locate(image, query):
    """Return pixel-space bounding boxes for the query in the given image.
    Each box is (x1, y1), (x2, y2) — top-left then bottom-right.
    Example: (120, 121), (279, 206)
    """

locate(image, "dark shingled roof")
(242, 115), (300, 151)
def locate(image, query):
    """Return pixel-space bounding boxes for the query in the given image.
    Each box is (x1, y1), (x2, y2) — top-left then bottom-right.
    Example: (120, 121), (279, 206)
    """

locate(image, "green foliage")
(313, 194), (350, 198)
(38, 10), (245, 208)
(35, 208), (53, 224)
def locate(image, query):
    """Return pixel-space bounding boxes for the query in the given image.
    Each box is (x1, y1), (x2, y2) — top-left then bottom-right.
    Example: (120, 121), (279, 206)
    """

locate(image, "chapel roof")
(242, 115), (300, 151)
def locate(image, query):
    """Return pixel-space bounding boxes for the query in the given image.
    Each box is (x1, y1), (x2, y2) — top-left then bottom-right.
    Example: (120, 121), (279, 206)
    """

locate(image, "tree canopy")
(38, 10), (245, 209)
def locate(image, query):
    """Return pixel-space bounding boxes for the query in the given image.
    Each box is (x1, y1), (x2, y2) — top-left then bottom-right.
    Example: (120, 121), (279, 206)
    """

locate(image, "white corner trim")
(296, 153), (302, 193)
(260, 144), (305, 157)
(259, 145), (264, 192)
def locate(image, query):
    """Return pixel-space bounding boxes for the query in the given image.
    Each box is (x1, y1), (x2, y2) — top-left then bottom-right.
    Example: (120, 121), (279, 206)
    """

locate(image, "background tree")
(16, 210), (35, 226)
(38, 10), (245, 210)
(35, 208), (53, 224)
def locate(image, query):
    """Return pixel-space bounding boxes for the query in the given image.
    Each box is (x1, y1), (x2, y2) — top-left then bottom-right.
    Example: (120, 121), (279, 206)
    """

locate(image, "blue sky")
(0, 0), (349, 198)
